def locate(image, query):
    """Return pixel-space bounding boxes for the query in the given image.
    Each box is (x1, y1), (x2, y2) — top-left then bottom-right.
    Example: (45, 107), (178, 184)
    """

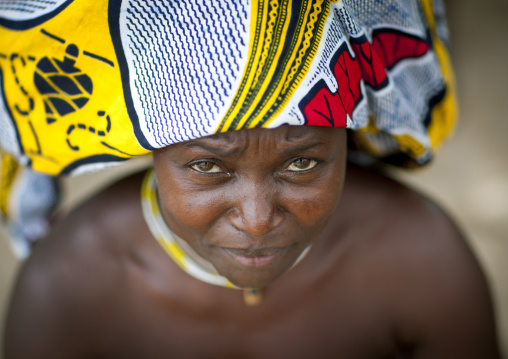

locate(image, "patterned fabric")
(0, 0), (456, 254)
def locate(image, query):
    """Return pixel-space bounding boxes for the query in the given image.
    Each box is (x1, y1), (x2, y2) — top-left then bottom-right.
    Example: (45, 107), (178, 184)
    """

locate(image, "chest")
(90, 282), (400, 359)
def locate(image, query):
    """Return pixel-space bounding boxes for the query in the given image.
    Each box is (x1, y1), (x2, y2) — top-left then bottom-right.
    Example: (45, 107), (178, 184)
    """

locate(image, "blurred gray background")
(1, 0), (507, 356)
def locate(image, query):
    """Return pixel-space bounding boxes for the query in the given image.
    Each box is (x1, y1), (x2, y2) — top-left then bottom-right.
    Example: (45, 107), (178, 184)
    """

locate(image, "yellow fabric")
(420, 0), (458, 150)
(0, 151), (19, 219)
(0, 0), (148, 176)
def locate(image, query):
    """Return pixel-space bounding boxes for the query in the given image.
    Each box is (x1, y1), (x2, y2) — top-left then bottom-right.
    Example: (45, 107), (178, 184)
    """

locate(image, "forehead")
(181, 126), (343, 152)
(153, 126), (347, 165)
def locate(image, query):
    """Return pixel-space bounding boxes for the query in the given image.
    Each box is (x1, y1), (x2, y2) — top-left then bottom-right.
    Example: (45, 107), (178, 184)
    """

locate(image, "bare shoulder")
(4, 171), (149, 359)
(336, 164), (501, 358)
(340, 164), (475, 266)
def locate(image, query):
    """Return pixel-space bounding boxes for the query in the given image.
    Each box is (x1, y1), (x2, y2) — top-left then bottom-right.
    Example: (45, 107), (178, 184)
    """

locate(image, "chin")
(219, 263), (291, 289)
(211, 243), (306, 288)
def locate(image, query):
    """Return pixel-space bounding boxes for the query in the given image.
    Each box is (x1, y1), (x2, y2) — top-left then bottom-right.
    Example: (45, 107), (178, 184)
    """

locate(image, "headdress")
(0, 0), (455, 256)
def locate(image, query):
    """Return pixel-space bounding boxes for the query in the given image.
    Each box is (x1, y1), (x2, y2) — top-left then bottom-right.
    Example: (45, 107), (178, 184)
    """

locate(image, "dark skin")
(4, 127), (500, 358)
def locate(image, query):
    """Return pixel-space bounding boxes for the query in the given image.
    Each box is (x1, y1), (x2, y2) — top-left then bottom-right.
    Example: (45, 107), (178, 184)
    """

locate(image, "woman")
(1, 0), (500, 357)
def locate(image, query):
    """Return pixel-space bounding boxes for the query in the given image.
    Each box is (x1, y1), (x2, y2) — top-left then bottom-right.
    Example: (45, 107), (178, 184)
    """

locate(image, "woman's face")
(153, 126), (347, 288)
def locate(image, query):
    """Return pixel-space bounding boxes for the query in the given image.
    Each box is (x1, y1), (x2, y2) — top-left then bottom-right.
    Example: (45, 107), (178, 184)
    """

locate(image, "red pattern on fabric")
(303, 47), (361, 127)
(301, 29), (431, 127)
(350, 39), (388, 89)
(372, 31), (430, 70)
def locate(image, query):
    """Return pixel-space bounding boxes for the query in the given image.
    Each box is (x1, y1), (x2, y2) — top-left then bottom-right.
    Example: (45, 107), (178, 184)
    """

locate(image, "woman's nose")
(227, 182), (284, 238)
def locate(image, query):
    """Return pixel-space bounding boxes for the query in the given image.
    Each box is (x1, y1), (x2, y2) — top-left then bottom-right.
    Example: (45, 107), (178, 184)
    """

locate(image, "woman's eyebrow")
(280, 142), (327, 156)
(183, 142), (244, 156)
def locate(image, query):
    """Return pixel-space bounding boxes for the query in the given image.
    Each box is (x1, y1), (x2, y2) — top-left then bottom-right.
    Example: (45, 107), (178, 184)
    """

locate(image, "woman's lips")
(221, 247), (288, 268)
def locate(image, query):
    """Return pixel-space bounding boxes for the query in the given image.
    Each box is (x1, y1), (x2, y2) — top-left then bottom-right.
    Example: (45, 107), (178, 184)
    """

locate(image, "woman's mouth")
(221, 247), (288, 268)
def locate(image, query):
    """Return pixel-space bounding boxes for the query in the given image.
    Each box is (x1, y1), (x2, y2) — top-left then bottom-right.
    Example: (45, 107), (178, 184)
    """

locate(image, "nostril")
(227, 209), (243, 232)
(227, 206), (284, 238)
(271, 207), (284, 228)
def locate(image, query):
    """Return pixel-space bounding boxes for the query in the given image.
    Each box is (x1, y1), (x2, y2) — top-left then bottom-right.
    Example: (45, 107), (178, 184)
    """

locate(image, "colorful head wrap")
(0, 0), (456, 255)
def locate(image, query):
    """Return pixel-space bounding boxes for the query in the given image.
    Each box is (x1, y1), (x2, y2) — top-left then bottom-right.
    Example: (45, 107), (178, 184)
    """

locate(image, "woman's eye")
(190, 161), (223, 173)
(287, 158), (318, 172)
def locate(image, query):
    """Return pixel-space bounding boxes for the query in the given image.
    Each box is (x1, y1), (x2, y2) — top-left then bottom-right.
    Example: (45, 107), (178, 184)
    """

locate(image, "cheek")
(157, 176), (228, 234)
(283, 176), (344, 228)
